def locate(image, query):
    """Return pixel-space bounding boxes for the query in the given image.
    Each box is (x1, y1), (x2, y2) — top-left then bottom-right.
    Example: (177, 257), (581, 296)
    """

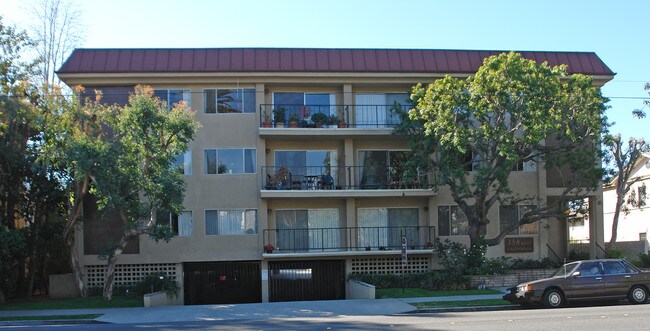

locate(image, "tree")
(402, 52), (608, 259)
(0, 16), (69, 301)
(602, 134), (647, 249)
(27, 0), (83, 87)
(47, 86), (199, 300)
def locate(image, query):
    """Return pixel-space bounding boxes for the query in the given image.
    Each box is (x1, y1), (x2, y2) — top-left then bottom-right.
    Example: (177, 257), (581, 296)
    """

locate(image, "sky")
(2, 0), (648, 140)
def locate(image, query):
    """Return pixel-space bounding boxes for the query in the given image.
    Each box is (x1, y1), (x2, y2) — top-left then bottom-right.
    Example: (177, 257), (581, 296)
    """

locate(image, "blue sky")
(3, 0), (648, 140)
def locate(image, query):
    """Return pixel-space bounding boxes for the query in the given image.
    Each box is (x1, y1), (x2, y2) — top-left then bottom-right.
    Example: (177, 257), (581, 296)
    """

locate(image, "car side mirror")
(571, 271), (581, 278)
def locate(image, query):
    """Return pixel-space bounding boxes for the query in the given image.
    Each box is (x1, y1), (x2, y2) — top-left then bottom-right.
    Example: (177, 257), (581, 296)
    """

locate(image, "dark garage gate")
(184, 261), (261, 305)
(269, 260), (345, 302)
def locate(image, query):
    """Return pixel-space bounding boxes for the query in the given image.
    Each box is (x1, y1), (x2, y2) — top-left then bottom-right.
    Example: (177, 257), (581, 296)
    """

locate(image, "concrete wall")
(143, 291), (183, 307)
(347, 280), (375, 299)
(469, 269), (556, 288)
(48, 273), (79, 299)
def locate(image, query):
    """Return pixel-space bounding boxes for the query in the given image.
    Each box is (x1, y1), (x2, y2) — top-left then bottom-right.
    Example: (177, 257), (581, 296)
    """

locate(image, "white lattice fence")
(350, 256), (431, 274)
(85, 263), (179, 288)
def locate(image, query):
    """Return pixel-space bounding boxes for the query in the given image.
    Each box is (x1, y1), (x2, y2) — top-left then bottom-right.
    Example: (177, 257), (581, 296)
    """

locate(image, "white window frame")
(154, 89), (191, 108)
(499, 204), (539, 235)
(205, 209), (258, 236)
(204, 148), (256, 175)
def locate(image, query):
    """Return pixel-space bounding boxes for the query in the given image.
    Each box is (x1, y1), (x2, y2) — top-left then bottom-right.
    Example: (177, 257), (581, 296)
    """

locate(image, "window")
(357, 208), (419, 248)
(204, 88), (255, 113)
(576, 262), (601, 277)
(438, 205), (469, 236)
(205, 209), (257, 235)
(358, 150), (414, 189)
(602, 261), (628, 275)
(154, 89), (191, 109)
(355, 93), (411, 128)
(640, 232), (647, 242)
(172, 150), (192, 175)
(499, 205), (538, 235)
(274, 150), (338, 186)
(205, 148), (256, 174)
(157, 211), (192, 236)
(273, 92), (336, 119)
(276, 209), (340, 251)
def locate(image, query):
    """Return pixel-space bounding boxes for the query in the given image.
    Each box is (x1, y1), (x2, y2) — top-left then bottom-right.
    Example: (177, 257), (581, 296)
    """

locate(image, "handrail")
(545, 243), (562, 263)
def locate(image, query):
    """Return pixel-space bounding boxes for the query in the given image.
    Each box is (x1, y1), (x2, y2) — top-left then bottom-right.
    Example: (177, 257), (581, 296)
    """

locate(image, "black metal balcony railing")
(259, 104), (406, 129)
(263, 226), (436, 253)
(262, 165), (430, 190)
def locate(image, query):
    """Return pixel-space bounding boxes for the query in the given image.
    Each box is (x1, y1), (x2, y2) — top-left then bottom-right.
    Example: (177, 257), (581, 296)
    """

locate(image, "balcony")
(261, 165), (435, 199)
(262, 226), (436, 256)
(258, 104), (404, 139)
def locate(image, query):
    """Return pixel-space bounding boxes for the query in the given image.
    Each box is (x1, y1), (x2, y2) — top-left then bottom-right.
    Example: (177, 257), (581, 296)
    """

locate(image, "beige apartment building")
(57, 48), (614, 305)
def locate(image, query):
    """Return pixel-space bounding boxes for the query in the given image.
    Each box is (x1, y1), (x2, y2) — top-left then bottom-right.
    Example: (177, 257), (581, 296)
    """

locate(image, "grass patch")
(412, 299), (512, 309)
(0, 313), (102, 321)
(376, 288), (501, 299)
(0, 296), (143, 311)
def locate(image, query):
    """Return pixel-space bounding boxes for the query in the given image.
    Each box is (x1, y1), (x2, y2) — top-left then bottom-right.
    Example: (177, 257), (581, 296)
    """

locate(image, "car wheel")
(543, 289), (564, 308)
(628, 285), (648, 304)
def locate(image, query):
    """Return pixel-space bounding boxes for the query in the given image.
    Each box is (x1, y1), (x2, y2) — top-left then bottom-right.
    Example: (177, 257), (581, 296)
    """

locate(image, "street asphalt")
(0, 288), (510, 326)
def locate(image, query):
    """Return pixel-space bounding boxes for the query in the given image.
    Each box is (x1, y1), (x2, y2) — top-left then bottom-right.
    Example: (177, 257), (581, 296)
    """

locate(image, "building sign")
(505, 237), (534, 253)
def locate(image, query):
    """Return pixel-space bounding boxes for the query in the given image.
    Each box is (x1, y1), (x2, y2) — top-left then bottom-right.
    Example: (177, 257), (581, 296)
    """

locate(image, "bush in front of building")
(632, 253), (650, 268)
(348, 271), (470, 291)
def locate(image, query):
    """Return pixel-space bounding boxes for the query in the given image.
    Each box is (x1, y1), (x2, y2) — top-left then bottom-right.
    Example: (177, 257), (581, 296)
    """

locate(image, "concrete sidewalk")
(0, 289), (510, 325)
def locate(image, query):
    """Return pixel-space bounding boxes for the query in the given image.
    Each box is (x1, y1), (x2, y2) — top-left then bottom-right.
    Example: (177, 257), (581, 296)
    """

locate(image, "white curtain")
(218, 210), (244, 235)
(308, 209), (340, 251)
(355, 94), (386, 128)
(178, 211), (193, 236)
(357, 208), (388, 248)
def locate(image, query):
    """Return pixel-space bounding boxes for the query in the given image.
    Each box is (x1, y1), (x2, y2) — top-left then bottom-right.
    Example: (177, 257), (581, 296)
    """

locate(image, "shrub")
(508, 257), (562, 270)
(475, 257), (510, 275)
(632, 253), (650, 268)
(348, 271), (469, 291)
(604, 247), (625, 259)
(132, 273), (180, 299)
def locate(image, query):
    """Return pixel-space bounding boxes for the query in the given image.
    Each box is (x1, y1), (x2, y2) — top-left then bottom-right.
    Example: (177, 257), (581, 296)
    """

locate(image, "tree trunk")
(68, 236), (86, 297)
(0, 287), (5, 305)
(102, 234), (131, 301)
(25, 256), (35, 299)
(607, 195), (625, 249)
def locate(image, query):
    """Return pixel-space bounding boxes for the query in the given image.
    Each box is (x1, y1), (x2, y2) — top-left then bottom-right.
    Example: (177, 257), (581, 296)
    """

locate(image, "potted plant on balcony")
(270, 165), (290, 190)
(273, 107), (286, 128)
(327, 114), (339, 128)
(337, 107), (347, 128)
(311, 112), (328, 128)
(288, 113), (300, 128)
(424, 241), (434, 249)
(264, 244), (274, 253)
(262, 108), (272, 128)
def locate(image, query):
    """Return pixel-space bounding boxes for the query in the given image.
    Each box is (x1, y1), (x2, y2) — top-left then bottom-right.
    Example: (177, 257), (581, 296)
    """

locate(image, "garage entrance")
(183, 261), (261, 305)
(268, 260), (345, 302)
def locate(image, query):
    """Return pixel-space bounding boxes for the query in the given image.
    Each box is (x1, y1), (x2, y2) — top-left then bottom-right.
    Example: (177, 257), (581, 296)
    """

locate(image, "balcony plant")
(288, 113), (300, 128)
(262, 108), (272, 127)
(273, 107), (286, 128)
(264, 244), (274, 253)
(311, 112), (328, 128)
(270, 165), (291, 189)
(327, 114), (339, 128)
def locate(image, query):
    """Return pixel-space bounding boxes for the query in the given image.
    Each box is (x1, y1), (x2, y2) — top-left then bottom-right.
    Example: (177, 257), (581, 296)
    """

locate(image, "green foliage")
(131, 273), (180, 299)
(0, 227), (26, 297)
(398, 52), (608, 253)
(604, 247), (625, 259)
(311, 112), (328, 124)
(348, 271), (469, 291)
(435, 239), (470, 275)
(508, 257), (562, 269)
(632, 253), (650, 268)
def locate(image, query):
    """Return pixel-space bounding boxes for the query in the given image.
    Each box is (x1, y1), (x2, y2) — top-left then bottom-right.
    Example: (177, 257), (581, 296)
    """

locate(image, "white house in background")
(602, 154), (650, 243)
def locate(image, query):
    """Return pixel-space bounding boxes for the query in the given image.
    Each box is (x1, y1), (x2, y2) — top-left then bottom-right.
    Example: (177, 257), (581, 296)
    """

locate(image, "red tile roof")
(57, 48), (614, 76)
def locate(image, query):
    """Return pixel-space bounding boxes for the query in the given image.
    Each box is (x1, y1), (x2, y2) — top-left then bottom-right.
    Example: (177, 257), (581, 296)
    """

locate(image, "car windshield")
(552, 262), (579, 277)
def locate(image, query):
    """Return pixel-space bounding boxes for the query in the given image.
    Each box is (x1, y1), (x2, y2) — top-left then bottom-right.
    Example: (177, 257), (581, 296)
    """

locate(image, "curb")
(412, 304), (520, 314)
(0, 319), (108, 327)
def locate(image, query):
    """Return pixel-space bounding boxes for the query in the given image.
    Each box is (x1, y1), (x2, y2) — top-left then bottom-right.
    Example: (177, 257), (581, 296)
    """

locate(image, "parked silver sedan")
(503, 259), (650, 308)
